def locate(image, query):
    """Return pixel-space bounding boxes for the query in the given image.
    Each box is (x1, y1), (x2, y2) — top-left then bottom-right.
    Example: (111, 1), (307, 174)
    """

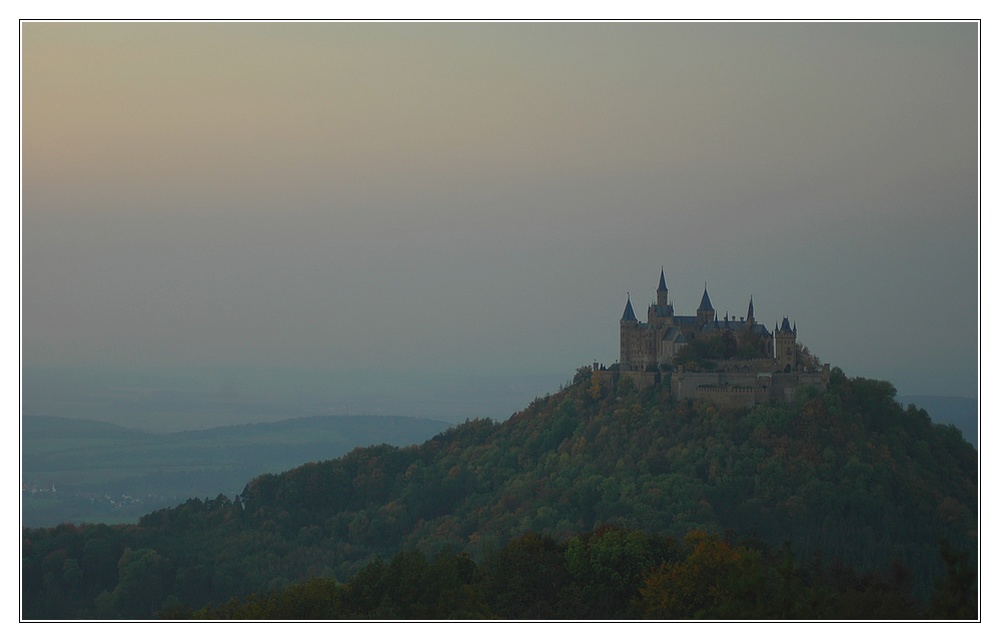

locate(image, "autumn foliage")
(22, 367), (977, 619)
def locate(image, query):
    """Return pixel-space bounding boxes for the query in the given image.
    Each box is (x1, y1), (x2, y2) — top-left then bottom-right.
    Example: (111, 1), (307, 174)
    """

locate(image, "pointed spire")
(698, 283), (714, 311)
(780, 316), (793, 333)
(747, 296), (755, 323)
(656, 267), (670, 307)
(621, 293), (637, 322)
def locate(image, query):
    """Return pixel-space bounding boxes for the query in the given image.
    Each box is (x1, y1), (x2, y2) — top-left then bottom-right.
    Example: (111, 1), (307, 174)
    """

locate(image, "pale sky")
(20, 22), (979, 427)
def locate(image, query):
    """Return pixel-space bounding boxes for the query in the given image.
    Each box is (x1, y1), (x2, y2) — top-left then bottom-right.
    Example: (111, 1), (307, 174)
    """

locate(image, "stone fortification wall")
(589, 362), (829, 409)
(671, 367), (830, 409)
(716, 358), (777, 373)
(591, 368), (658, 393)
(620, 370), (658, 391)
(681, 384), (766, 408)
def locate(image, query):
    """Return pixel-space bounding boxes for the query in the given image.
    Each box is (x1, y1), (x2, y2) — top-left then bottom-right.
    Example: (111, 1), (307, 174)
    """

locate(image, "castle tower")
(620, 293), (639, 370)
(648, 268), (674, 360)
(747, 296), (755, 325)
(775, 316), (797, 372)
(621, 293), (638, 324)
(697, 284), (716, 327)
(656, 268), (669, 306)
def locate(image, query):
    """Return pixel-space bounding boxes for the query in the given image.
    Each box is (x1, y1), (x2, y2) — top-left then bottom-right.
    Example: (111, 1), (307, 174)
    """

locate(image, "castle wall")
(714, 358), (777, 373)
(671, 368), (830, 409)
(590, 368), (658, 393)
(620, 370), (658, 391)
(680, 384), (765, 408)
(590, 364), (828, 409)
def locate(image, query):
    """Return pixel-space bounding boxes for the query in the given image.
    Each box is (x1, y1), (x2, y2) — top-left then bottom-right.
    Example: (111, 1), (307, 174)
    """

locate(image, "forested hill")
(22, 367), (977, 619)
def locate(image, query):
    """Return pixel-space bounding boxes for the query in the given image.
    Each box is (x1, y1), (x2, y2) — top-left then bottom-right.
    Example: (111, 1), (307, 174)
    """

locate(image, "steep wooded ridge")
(22, 368), (977, 619)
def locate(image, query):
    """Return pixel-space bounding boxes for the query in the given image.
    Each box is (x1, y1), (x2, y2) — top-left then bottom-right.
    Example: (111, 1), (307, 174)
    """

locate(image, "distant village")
(22, 479), (173, 516)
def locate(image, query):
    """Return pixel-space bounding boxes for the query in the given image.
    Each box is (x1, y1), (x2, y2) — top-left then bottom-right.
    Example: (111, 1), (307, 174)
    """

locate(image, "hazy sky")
(21, 22), (978, 427)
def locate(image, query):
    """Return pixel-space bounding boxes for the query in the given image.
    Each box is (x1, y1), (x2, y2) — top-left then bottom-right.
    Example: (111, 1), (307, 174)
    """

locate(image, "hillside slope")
(22, 367), (977, 618)
(239, 368), (975, 591)
(896, 395), (977, 448)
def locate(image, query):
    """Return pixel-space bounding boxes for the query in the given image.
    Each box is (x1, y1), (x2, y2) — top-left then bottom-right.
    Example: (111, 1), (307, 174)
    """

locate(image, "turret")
(649, 268), (674, 331)
(657, 268), (669, 306)
(620, 293), (638, 370)
(621, 293), (637, 323)
(775, 316), (797, 372)
(697, 284), (715, 327)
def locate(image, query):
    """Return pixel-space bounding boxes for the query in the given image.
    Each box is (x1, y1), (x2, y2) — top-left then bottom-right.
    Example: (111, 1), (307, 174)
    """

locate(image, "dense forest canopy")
(22, 367), (977, 619)
(167, 526), (974, 620)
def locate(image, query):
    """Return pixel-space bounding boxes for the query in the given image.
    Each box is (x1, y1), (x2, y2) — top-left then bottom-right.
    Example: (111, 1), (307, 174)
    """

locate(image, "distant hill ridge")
(23, 415), (142, 439)
(21, 414), (450, 527)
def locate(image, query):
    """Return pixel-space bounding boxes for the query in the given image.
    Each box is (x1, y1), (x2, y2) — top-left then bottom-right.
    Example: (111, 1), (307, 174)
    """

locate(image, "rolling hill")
(21, 414), (450, 527)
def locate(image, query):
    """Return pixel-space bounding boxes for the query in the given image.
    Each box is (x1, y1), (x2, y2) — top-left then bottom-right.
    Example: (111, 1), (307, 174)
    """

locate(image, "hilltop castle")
(619, 268), (799, 373)
(606, 269), (829, 408)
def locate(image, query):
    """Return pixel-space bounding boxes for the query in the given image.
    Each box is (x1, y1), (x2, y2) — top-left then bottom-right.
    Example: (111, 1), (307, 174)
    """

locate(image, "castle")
(619, 268), (801, 373)
(606, 269), (829, 408)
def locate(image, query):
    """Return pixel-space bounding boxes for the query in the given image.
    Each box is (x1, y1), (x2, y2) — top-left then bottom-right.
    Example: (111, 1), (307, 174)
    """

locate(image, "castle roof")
(662, 327), (687, 343)
(779, 317), (794, 333)
(621, 295), (637, 322)
(658, 268), (668, 292)
(726, 320), (772, 336)
(698, 285), (714, 312)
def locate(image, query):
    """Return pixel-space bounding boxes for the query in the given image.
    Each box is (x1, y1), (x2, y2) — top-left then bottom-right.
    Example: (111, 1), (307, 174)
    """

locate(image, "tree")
(565, 526), (670, 618)
(573, 365), (593, 385)
(720, 331), (738, 359)
(112, 548), (173, 618)
(928, 540), (977, 619)
(796, 343), (822, 371)
(483, 532), (571, 618)
(639, 530), (764, 619)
